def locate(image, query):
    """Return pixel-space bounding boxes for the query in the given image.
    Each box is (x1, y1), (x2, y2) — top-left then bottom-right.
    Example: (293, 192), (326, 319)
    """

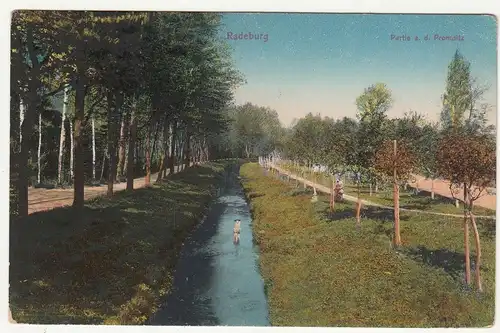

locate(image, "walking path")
(408, 174), (496, 211)
(28, 165), (186, 214)
(269, 164), (496, 220)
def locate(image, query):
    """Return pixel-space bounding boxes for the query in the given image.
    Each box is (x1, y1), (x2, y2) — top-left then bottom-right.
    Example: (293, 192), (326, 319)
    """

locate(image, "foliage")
(440, 50), (495, 136)
(353, 83), (393, 174)
(222, 103), (285, 158)
(10, 11), (246, 215)
(440, 50), (472, 130)
(436, 133), (496, 204)
(241, 163), (494, 327)
(373, 139), (417, 183)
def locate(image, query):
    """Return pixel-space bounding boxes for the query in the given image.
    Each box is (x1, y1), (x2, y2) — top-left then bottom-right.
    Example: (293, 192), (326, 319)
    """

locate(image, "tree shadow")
(403, 246), (464, 281)
(361, 206), (410, 222)
(402, 245), (488, 283)
(414, 189), (455, 204)
(9, 162), (230, 324)
(327, 209), (354, 220)
(476, 218), (496, 241)
(148, 200), (226, 326)
(248, 192), (265, 199)
(314, 196), (410, 224)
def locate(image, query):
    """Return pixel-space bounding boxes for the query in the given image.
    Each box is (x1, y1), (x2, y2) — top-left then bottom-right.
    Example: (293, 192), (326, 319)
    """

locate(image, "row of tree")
(10, 11), (246, 218)
(268, 50), (495, 293)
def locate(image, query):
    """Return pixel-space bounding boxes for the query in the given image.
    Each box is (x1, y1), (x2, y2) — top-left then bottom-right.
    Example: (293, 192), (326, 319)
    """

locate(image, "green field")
(276, 163), (495, 216)
(242, 163), (495, 327)
(9, 161), (231, 324)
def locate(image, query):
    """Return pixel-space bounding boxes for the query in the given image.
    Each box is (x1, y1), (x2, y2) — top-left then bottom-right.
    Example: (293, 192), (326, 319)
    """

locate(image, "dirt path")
(408, 174), (496, 211)
(270, 164), (496, 220)
(28, 165), (184, 215)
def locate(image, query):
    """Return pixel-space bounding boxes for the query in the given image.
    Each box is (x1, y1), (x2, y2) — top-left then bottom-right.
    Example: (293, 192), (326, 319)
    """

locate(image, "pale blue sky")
(219, 13), (497, 126)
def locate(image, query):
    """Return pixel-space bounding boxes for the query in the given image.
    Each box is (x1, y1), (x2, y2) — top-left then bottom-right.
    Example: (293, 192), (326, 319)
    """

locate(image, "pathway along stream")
(149, 164), (270, 326)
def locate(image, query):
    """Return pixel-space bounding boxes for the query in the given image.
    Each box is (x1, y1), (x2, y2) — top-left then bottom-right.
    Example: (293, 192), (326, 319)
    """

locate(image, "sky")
(219, 13), (498, 127)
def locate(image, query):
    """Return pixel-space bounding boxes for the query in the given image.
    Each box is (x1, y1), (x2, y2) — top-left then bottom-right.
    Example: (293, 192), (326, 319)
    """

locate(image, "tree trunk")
(184, 131), (191, 169)
(431, 178), (435, 200)
(201, 137), (206, 162)
(168, 122), (176, 175)
(204, 145), (209, 162)
(106, 91), (119, 197)
(375, 180), (378, 193)
(369, 182), (372, 196)
(330, 177), (335, 212)
(469, 210), (483, 292)
(126, 99), (137, 191)
(57, 87), (68, 184)
(69, 118), (74, 182)
(463, 185), (471, 286)
(150, 123), (160, 172)
(72, 76), (86, 209)
(16, 27), (41, 217)
(393, 140), (401, 246)
(19, 97), (24, 146)
(100, 147), (107, 183)
(91, 116), (96, 180)
(17, 96), (37, 217)
(355, 198), (362, 228)
(178, 135), (184, 172)
(145, 125), (152, 187)
(156, 119), (170, 183)
(245, 144), (250, 158)
(116, 111), (127, 180)
(393, 182), (401, 246)
(135, 141), (140, 173)
(37, 112), (42, 184)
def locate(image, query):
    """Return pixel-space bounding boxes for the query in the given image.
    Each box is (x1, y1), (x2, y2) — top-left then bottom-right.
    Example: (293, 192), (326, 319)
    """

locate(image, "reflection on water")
(149, 165), (270, 326)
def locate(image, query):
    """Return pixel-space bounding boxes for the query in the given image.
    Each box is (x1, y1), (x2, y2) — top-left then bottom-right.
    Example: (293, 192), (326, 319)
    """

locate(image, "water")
(149, 165), (270, 326)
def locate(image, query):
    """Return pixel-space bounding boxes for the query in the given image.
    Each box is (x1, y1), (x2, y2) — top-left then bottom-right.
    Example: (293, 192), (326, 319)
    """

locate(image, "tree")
(57, 86), (69, 184)
(353, 83), (393, 227)
(416, 122), (441, 199)
(440, 50), (472, 132)
(10, 11), (244, 219)
(436, 133), (495, 291)
(373, 139), (417, 246)
(11, 11), (71, 216)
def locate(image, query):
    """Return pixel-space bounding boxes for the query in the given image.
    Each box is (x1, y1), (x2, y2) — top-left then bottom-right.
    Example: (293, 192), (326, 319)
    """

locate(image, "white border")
(1, 1), (498, 333)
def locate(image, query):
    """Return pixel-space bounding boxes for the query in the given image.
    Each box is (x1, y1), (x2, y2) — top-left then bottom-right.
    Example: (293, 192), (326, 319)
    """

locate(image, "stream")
(149, 164), (270, 326)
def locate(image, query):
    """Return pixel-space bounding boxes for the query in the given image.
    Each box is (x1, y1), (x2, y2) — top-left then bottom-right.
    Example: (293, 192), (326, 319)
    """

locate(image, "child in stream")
(233, 219), (241, 244)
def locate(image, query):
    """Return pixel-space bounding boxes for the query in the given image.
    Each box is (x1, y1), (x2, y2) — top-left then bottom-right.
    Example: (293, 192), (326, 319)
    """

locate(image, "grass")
(277, 164), (495, 216)
(9, 161), (234, 325)
(241, 163), (495, 327)
(340, 185), (495, 216)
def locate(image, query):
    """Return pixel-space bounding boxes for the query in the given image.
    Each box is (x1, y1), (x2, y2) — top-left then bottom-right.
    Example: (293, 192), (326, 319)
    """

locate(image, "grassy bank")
(241, 163), (495, 327)
(9, 161), (234, 324)
(277, 163), (495, 216)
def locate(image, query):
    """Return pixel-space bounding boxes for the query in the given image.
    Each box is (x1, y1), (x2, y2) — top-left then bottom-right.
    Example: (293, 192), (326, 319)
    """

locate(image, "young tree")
(353, 83), (393, 227)
(436, 133), (495, 291)
(373, 139), (417, 246)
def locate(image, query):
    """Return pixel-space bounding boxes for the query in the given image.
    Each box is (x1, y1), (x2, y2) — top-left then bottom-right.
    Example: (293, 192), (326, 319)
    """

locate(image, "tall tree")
(353, 83), (393, 227)
(440, 50), (472, 131)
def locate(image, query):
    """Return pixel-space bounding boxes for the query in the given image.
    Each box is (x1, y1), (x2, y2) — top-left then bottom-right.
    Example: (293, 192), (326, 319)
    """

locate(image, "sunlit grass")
(275, 162), (495, 216)
(242, 162), (495, 327)
(9, 161), (234, 325)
